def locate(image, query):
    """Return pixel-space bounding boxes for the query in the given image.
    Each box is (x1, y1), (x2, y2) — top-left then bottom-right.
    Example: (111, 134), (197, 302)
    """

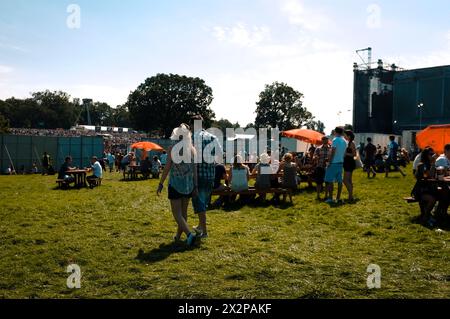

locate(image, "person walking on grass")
(324, 127), (347, 204)
(385, 135), (406, 178)
(157, 124), (198, 247)
(191, 115), (220, 239)
(343, 130), (357, 202)
(42, 152), (50, 175)
(364, 138), (377, 178)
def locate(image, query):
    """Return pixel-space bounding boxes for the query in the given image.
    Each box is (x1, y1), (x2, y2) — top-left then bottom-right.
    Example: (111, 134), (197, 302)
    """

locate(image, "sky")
(0, 0), (449, 133)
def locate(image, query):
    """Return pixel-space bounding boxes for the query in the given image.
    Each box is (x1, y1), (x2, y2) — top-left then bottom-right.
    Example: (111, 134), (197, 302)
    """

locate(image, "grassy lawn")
(0, 166), (449, 299)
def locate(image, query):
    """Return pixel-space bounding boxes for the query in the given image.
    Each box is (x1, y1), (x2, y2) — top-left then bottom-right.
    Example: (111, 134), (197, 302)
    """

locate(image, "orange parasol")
(131, 141), (164, 152)
(281, 129), (325, 145)
(416, 124), (450, 154)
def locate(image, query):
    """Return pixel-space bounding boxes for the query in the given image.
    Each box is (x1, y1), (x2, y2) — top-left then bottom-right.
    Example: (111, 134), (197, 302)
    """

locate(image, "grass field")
(0, 166), (449, 299)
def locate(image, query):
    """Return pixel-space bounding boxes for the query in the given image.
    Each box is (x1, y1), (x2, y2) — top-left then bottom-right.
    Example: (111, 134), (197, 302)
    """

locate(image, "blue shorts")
(324, 163), (343, 183)
(192, 181), (213, 214)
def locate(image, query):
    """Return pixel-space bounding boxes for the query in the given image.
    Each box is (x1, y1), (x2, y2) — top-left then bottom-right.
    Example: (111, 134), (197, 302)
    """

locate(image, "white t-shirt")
(413, 154), (421, 171)
(92, 161), (103, 178)
(435, 155), (450, 168)
(331, 136), (348, 164)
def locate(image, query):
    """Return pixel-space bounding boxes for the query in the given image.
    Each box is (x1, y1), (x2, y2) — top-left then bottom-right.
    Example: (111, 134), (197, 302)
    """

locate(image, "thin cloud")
(281, 0), (330, 31)
(212, 23), (271, 48)
(0, 65), (13, 74)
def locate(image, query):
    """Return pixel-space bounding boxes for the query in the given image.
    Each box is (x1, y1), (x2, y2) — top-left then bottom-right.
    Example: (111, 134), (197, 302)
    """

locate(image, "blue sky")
(1, 0), (449, 132)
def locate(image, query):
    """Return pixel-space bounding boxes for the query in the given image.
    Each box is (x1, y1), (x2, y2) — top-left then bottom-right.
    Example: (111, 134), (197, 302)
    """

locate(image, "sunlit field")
(0, 165), (449, 299)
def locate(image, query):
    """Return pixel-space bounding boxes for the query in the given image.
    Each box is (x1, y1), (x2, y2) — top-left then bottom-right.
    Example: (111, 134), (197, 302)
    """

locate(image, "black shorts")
(314, 167), (326, 184)
(168, 185), (192, 200)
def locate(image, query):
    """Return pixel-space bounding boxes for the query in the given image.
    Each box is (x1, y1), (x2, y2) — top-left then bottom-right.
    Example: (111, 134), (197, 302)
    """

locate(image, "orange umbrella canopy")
(416, 124), (450, 154)
(131, 141), (164, 152)
(282, 129), (325, 145)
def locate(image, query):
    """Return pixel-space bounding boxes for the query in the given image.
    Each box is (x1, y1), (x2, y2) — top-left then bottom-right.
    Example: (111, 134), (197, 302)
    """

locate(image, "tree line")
(0, 73), (325, 137)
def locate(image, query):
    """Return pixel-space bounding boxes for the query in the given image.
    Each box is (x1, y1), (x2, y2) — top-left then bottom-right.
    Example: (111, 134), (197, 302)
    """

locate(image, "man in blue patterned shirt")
(191, 115), (221, 238)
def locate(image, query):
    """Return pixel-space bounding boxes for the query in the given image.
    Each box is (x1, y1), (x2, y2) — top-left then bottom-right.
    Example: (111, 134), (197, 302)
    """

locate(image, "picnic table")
(405, 176), (450, 216)
(123, 165), (144, 180)
(66, 169), (89, 188)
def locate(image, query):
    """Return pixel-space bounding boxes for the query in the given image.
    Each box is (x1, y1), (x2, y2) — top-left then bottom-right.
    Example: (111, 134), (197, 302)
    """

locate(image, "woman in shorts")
(157, 124), (198, 246)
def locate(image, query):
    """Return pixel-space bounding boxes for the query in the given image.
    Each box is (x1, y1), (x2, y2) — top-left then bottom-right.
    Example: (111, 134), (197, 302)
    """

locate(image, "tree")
(31, 90), (78, 129)
(77, 101), (114, 126)
(0, 112), (10, 134)
(255, 82), (315, 131)
(112, 105), (131, 128)
(212, 118), (240, 134)
(306, 120), (326, 134)
(126, 74), (215, 138)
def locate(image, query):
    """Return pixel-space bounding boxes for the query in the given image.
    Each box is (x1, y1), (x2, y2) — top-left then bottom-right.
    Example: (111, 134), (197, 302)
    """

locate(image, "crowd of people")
(4, 122), (450, 245)
(410, 144), (450, 227)
(8, 128), (149, 155)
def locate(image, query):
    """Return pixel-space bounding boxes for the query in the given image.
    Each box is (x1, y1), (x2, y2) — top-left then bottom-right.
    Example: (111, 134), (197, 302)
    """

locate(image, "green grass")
(0, 166), (449, 299)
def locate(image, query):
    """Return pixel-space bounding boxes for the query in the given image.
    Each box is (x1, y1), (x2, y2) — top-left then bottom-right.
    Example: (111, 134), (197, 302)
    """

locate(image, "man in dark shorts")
(313, 136), (330, 200)
(364, 137), (377, 178)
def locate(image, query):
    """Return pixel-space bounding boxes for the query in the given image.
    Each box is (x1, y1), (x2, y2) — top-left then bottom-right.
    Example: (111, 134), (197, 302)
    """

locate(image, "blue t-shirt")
(331, 136), (347, 164)
(388, 141), (399, 159)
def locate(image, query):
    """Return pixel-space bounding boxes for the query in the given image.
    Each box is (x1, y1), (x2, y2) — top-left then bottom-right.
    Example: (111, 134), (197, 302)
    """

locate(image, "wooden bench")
(88, 177), (102, 188)
(56, 179), (66, 189)
(212, 187), (293, 203)
(56, 179), (75, 189)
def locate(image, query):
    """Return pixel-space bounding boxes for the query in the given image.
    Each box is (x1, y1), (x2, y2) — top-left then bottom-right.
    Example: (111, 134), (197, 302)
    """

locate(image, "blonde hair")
(170, 124), (192, 145)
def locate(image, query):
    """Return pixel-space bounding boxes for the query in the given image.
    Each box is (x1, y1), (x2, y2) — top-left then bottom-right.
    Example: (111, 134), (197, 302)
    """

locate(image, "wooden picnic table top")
(66, 169), (89, 174)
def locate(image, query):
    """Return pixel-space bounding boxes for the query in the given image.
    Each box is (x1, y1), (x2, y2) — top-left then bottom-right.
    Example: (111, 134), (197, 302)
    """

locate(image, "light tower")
(82, 99), (93, 126)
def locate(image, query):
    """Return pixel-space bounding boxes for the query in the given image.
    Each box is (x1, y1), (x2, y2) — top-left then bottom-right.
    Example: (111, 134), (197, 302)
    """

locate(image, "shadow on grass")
(217, 198), (294, 212)
(136, 241), (200, 264)
(410, 215), (450, 231)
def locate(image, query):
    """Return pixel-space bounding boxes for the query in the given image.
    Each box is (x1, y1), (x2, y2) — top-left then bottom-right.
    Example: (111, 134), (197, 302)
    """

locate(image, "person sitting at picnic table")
(211, 160), (230, 208)
(58, 156), (76, 186)
(140, 157), (151, 179)
(411, 148), (438, 226)
(87, 156), (103, 189)
(229, 155), (250, 202)
(252, 153), (272, 202)
(151, 155), (162, 179)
